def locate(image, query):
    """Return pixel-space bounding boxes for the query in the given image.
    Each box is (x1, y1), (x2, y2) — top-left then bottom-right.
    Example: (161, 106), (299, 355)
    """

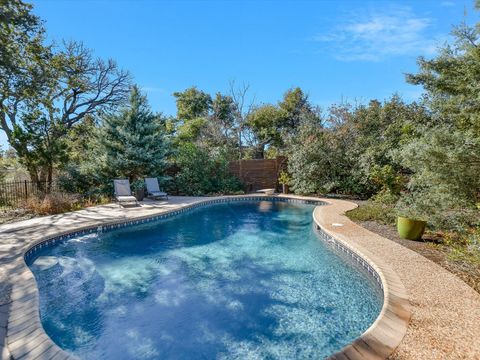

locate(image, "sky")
(1, 0), (478, 147)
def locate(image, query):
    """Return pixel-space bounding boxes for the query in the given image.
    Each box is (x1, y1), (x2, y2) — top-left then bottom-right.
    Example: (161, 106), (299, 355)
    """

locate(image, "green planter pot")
(397, 216), (426, 241)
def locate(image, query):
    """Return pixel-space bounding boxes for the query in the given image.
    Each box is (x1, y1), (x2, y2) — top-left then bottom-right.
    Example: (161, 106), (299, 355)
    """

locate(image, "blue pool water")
(28, 200), (382, 359)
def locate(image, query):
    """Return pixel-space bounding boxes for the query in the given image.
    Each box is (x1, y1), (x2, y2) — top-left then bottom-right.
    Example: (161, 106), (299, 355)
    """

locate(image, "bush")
(57, 165), (112, 198)
(23, 193), (79, 215)
(22, 192), (112, 215)
(393, 127), (480, 231)
(446, 228), (480, 266)
(172, 144), (243, 195)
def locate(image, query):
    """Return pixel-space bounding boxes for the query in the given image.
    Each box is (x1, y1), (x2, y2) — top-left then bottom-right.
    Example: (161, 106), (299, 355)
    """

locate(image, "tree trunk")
(26, 164), (46, 194)
(27, 165), (39, 184)
(47, 164), (53, 193)
(254, 144), (265, 159)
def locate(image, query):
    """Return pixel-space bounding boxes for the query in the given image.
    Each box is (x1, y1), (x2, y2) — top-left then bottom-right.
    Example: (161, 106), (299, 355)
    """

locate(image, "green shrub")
(57, 165), (112, 198)
(173, 144), (243, 196)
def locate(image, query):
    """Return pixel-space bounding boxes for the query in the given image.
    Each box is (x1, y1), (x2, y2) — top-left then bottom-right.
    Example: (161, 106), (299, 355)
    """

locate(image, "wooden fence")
(229, 157), (286, 192)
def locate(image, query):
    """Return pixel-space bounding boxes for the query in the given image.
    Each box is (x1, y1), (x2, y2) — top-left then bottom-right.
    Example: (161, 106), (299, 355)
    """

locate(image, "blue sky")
(1, 0), (478, 147)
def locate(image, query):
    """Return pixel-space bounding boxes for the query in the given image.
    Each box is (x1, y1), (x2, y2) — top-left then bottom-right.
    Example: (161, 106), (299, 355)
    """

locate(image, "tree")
(349, 96), (430, 196)
(398, 18), (480, 228)
(97, 86), (169, 182)
(0, 1), (131, 183)
(394, 127), (480, 229)
(278, 87), (319, 134)
(286, 121), (329, 194)
(0, 0), (53, 182)
(172, 86), (244, 158)
(406, 23), (480, 134)
(285, 104), (362, 195)
(208, 93), (237, 147)
(246, 104), (285, 158)
(173, 86), (212, 121)
(285, 96), (431, 197)
(0, 145), (5, 182)
(172, 87), (211, 143)
(246, 87), (320, 159)
(228, 81), (256, 159)
(0, 0), (42, 71)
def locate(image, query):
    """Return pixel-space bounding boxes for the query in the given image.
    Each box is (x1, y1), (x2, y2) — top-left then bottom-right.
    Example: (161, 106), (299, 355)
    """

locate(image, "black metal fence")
(0, 180), (61, 209)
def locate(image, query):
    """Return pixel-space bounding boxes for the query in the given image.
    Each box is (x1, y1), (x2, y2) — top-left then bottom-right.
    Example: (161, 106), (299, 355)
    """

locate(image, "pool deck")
(0, 195), (479, 359)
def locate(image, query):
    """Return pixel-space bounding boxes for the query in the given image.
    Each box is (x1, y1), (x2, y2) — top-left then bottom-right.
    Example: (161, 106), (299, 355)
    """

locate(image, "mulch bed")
(355, 219), (480, 294)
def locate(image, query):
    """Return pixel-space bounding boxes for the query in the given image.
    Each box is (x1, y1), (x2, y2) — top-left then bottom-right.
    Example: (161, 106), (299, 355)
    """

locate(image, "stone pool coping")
(312, 200), (410, 359)
(1, 195), (479, 359)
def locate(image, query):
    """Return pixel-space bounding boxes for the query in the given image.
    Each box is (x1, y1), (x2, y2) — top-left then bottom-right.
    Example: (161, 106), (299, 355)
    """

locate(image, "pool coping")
(312, 199), (411, 360)
(0, 195), (409, 360)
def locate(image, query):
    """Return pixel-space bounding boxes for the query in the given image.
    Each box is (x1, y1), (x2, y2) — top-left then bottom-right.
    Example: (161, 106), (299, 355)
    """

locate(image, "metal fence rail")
(0, 180), (61, 209)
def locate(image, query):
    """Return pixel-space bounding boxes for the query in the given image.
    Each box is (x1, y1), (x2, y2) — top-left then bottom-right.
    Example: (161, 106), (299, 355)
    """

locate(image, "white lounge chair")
(145, 177), (168, 200)
(113, 179), (138, 207)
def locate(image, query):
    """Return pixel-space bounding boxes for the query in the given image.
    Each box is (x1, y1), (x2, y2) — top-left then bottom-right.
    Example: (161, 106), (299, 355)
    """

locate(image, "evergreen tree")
(397, 15), (480, 228)
(99, 85), (169, 182)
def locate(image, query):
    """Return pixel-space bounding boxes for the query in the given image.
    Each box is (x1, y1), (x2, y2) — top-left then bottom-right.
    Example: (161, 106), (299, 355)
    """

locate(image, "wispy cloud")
(312, 6), (438, 61)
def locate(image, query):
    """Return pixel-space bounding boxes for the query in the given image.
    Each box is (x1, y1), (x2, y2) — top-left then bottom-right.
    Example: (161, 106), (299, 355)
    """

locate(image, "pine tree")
(99, 85), (169, 182)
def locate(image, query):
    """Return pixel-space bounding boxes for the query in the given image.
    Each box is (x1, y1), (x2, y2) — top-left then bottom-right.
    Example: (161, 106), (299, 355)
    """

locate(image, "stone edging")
(3, 195), (410, 359)
(313, 199), (411, 360)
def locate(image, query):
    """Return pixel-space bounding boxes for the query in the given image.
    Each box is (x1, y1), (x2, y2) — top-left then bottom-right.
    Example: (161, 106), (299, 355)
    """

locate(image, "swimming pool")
(27, 199), (382, 359)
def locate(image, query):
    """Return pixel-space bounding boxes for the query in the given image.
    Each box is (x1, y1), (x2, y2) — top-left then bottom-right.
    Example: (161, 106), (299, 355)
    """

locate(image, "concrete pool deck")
(0, 195), (479, 359)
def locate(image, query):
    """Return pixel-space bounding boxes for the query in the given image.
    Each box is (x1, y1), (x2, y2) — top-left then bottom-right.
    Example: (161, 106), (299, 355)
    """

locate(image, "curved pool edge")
(3, 195), (408, 360)
(312, 198), (411, 360)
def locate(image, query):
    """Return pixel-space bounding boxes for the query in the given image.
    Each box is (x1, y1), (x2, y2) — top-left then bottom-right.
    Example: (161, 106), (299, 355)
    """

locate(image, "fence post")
(24, 180), (28, 200)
